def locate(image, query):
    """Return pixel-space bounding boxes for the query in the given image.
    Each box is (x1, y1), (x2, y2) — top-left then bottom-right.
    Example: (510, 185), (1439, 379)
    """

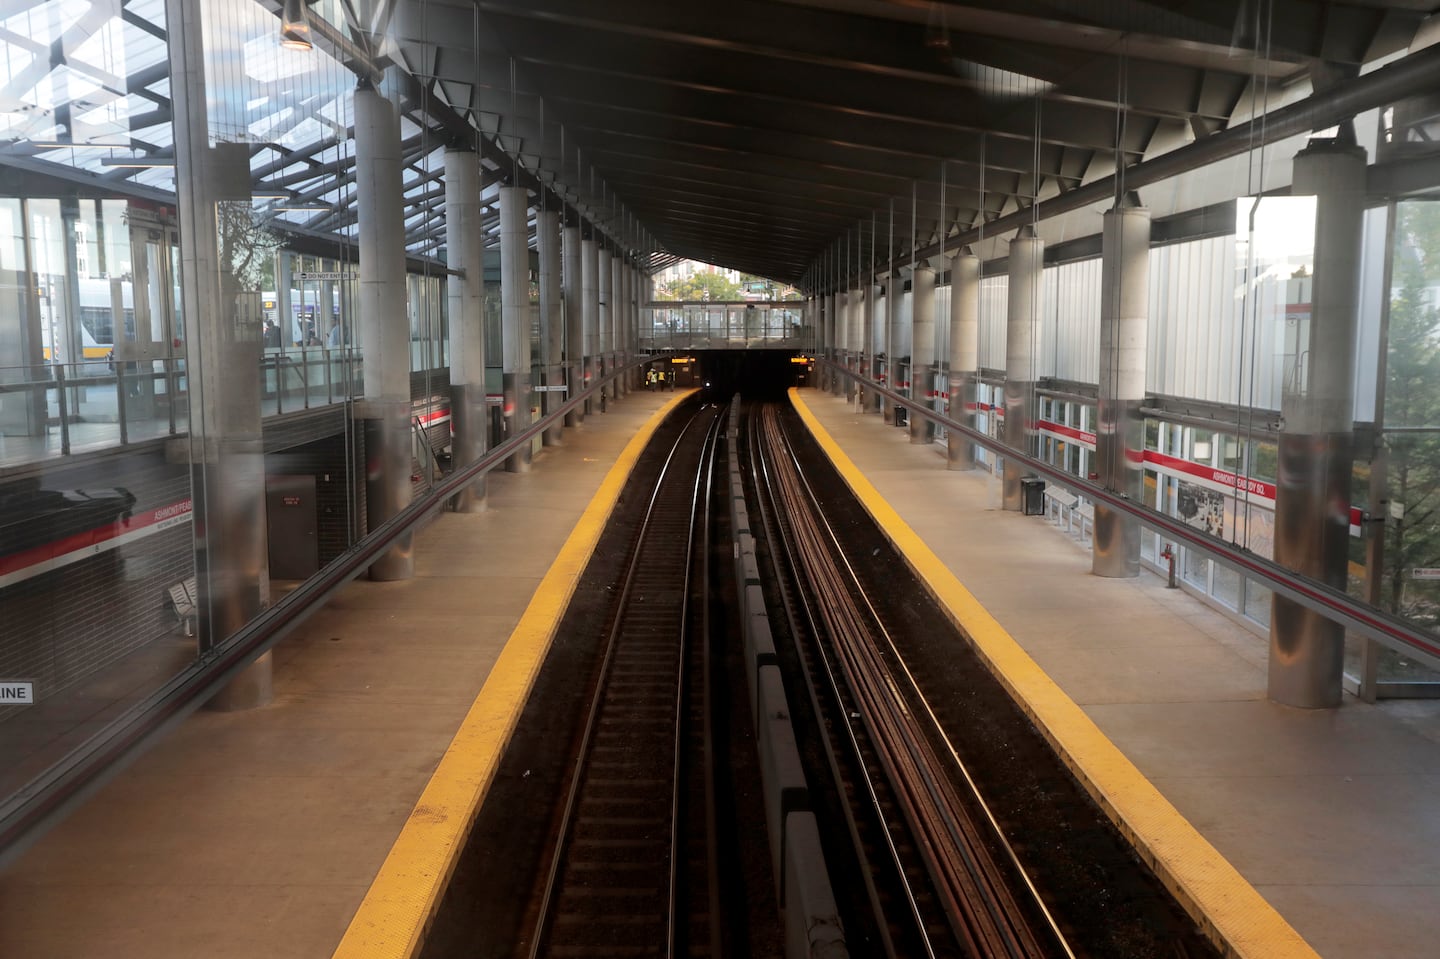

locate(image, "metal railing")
(0, 356), (651, 867)
(819, 359), (1440, 676)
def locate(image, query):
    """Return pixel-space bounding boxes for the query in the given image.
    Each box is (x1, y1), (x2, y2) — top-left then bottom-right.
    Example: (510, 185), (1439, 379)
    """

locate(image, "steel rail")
(766, 402), (1064, 958)
(774, 403), (1076, 959)
(749, 406), (919, 959)
(820, 368), (1440, 670)
(526, 402), (715, 959)
(666, 406), (725, 958)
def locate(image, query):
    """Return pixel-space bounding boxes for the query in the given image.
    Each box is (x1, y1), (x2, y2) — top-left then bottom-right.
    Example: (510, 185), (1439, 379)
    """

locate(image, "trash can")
(1020, 477), (1046, 516)
(895, 406), (907, 427)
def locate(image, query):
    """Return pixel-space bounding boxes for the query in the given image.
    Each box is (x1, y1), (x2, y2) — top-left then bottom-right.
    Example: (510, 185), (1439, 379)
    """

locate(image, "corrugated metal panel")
(1049, 258), (1101, 383)
(978, 274), (1008, 370)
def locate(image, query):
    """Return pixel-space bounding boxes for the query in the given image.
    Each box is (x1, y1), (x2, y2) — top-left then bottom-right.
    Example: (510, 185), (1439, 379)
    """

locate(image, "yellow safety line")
(332, 392), (694, 959)
(789, 388), (1318, 959)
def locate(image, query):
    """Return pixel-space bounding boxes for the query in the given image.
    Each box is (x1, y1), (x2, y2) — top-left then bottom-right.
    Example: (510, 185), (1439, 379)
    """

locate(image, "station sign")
(0, 682), (34, 705)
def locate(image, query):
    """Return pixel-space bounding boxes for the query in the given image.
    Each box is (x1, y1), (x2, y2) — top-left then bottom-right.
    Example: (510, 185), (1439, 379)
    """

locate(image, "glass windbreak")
(1367, 199), (1440, 682)
(0, 0), (481, 801)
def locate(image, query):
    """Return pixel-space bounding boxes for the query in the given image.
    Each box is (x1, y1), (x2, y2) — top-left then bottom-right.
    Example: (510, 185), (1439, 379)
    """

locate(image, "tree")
(1383, 201), (1440, 622)
(667, 271), (742, 302)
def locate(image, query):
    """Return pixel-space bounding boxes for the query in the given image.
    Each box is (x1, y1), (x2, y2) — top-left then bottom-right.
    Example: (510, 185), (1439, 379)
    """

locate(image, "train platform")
(795, 387), (1440, 959)
(3, 385), (1438, 959)
(0, 388), (681, 959)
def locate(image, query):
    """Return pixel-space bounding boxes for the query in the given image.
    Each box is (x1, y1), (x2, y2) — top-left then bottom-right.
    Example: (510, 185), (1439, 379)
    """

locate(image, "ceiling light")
(280, 0), (312, 51)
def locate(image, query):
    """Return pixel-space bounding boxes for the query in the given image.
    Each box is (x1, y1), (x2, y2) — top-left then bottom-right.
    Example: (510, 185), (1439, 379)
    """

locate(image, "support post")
(947, 248), (979, 469)
(537, 208), (563, 446)
(1268, 137), (1366, 708)
(1003, 226), (1043, 510)
(499, 185), (532, 472)
(909, 261), (936, 444)
(167, 0), (273, 706)
(355, 85), (413, 578)
(582, 230), (598, 415)
(445, 148), (487, 511)
(563, 220), (583, 426)
(1093, 200), (1150, 577)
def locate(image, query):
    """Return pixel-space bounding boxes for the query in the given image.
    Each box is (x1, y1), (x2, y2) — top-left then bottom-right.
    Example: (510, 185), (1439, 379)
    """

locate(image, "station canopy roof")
(2, 0), (1437, 286)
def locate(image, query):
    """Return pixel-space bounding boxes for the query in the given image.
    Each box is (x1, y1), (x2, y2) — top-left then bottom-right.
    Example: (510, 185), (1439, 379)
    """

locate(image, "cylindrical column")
(832, 290), (847, 396)
(1093, 202), (1150, 577)
(355, 85), (414, 577)
(167, 0), (272, 707)
(276, 251), (294, 344)
(537, 208), (563, 446)
(563, 222), (583, 426)
(909, 261), (936, 444)
(847, 284), (863, 401)
(1269, 140), (1366, 708)
(616, 257), (627, 391)
(947, 249), (980, 470)
(1003, 226), (1043, 510)
(597, 243), (612, 407)
(876, 272), (892, 418)
(861, 281), (878, 410)
(499, 185), (532, 472)
(445, 148), (487, 511)
(610, 251), (623, 399)
(582, 232), (599, 414)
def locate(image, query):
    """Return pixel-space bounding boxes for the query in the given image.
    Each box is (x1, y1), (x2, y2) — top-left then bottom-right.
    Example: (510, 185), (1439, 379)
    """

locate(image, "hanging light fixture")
(280, 0), (312, 51)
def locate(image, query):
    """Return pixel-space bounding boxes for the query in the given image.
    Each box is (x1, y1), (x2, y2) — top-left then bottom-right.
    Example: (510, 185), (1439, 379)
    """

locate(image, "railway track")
(525, 402), (725, 959)
(747, 401), (1073, 959)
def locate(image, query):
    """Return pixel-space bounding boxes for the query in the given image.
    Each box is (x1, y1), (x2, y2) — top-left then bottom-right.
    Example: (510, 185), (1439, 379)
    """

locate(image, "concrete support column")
(354, 85), (414, 579)
(876, 273), (893, 419)
(909, 261), (937, 444)
(444, 148), (487, 512)
(563, 224), (582, 426)
(618, 261), (630, 394)
(947, 249), (980, 470)
(861, 281), (878, 410)
(582, 233), (598, 414)
(167, 0), (272, 707)
(276, 251), (294, 343)
(1003, 227), (1043, 510)
(1269, 139), (1367, 708)
(1092, 202), (1150, 577)
(499, 185), (532, 473)
(832, 291), (847, 396)
(597, 244), (612, 407)
(537, 209), (563, 446)
(610, 251), (623, 399)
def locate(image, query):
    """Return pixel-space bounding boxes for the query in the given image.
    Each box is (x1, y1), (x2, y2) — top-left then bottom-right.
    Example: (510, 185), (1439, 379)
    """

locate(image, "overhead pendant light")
(280, 0), (312, 51)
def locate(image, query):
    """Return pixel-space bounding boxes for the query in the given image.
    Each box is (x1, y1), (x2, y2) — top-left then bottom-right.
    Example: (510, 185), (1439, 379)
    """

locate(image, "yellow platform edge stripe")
(331, 392), (693, 959)
(789, 388), (1319, 959)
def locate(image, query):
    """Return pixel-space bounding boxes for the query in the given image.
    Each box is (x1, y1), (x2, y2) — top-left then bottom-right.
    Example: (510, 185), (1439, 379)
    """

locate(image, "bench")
(1043, 487), (1096, 542)
(167, 576), (197, 636)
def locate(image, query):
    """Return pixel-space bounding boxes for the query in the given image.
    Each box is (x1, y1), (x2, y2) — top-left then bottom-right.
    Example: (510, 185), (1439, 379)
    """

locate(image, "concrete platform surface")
(0, 393), (673, 959)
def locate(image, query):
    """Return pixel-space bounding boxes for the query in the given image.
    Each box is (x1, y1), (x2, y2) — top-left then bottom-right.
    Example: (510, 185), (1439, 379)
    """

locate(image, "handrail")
(820, 360), (1440, 669)
(0, 355), (651, 868)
